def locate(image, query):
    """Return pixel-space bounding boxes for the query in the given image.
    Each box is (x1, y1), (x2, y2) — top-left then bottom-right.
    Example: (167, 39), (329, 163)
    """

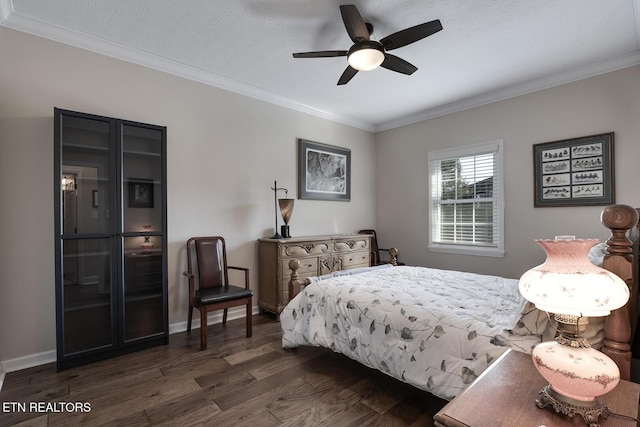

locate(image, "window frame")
(428, 139), (505, 257)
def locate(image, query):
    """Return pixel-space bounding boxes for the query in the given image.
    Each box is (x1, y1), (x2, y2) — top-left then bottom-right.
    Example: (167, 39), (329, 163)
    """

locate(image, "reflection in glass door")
(57, 111), (115, 359)
(121, 123), (166, 343)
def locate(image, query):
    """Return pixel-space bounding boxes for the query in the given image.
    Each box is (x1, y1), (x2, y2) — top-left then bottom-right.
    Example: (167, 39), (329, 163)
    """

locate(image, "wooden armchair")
(358, 229), (404, 266)
(184, 236), (253, 350)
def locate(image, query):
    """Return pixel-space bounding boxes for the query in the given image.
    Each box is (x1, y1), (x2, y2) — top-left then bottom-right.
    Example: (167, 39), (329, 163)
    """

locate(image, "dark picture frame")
(128, 179), (154, 208)
(298, 139), (351, 201)
(533, 132), (614, 207)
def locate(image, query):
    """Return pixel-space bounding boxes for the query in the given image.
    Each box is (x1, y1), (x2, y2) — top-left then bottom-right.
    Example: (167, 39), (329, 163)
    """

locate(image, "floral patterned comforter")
(280, 266), (542, 400)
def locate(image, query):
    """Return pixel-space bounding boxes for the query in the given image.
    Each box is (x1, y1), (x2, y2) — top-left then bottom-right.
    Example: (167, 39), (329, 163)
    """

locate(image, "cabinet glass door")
(57, 112), (116, 356)
(121, 123), (166, 343)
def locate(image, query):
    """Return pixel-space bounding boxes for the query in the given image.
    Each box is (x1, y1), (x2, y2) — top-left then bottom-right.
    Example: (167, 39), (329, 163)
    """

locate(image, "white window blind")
(428, 140), (504, 257)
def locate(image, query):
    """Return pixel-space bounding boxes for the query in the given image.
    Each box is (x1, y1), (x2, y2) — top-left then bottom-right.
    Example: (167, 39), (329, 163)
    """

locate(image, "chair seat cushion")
(197, 285), (253, 305)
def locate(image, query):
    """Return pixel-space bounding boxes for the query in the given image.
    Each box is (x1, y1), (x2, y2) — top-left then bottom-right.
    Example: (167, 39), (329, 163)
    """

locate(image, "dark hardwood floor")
(0, 314), (447, 426)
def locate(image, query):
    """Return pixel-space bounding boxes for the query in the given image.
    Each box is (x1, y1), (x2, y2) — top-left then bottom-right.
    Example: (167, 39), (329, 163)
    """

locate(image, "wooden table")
(434, 349), (640, 427)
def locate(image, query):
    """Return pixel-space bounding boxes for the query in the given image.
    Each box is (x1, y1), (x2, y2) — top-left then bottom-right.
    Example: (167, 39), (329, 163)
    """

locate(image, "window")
(428, 140), (504, 257)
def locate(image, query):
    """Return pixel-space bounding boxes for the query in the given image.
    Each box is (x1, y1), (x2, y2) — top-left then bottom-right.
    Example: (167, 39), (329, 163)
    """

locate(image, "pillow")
(331, 263), (393, 277)
(307, 273), (334, 283)
(630, 225), (639, 243)
(588, 242), (607, 267)
(306, 263), (394, 283)
(510, 301), (549, 336)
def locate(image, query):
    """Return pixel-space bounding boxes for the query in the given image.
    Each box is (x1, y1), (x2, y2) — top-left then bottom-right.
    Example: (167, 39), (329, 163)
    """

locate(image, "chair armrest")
(228, 266), (250, 289)
(183, 270), (196, 304)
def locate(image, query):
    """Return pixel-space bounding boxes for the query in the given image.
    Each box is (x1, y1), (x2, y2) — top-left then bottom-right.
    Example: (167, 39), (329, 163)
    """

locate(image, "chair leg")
(223, 308), (228, 324)
(246, 303), (252, 337)
(200, 309), (207, 351)
(187, 305), (193, 333)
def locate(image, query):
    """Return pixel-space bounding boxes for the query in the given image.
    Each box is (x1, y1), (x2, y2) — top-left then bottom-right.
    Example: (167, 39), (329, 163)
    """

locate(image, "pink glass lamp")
(519, 236), (629, 426)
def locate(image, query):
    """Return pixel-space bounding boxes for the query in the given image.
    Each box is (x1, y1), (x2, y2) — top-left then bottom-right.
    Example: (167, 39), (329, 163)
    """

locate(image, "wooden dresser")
(258, 234), (371, 316)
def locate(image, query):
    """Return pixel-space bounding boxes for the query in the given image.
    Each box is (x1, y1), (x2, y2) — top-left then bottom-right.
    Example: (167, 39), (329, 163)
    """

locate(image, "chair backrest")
(358, 229), (379, 265)
(186, 236), (229, 289)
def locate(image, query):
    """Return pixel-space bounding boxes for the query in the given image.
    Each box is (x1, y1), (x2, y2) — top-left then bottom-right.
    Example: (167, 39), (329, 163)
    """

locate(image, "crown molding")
(376, 51), (640, 132)
(0, 10), (376, 132)
(635, 0), (640, 48)
(0, 0), (13, 22)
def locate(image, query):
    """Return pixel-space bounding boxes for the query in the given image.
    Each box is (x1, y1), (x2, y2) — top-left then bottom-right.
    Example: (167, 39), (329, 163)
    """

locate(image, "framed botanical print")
(533, 132), (614, 207)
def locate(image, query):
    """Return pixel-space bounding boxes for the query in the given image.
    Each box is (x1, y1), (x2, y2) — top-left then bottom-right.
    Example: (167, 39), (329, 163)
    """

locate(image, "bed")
(280, 204), (640, 401)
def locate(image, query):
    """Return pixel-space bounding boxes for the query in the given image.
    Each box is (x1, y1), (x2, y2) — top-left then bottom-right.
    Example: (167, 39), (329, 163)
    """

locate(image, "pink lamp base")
(536, 384), (610, 427)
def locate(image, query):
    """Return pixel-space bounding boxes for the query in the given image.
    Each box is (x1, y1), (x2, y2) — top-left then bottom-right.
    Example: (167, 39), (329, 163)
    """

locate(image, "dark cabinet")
(54, 108), (168, 370)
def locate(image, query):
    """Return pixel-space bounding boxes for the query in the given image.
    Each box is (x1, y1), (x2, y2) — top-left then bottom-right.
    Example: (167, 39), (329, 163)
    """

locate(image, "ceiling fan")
(292, 4), (443, 85)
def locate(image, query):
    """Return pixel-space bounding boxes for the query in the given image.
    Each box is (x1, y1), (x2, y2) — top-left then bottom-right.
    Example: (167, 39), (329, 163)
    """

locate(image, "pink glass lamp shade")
(518, 236), (629, 426)
(519, 237), (628, 317)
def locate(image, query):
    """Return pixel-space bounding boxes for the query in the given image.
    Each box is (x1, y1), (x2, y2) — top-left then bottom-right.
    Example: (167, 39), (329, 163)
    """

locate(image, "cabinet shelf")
(123, 149), (161, 157)
(64, 301), (110, 312)
(125, 292), (163, 302)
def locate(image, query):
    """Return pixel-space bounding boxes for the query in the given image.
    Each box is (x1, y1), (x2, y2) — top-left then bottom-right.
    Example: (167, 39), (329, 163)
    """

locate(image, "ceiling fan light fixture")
(347, 41), (385, 71)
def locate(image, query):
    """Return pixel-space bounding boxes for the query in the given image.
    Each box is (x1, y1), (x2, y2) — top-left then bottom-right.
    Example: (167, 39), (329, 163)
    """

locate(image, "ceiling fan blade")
(293, 50), (348, 58)
(380, 54), (418, 75)
(340, 4), (369, 42)
(337, 66), (358, 85)
(380, 19), (443, 51)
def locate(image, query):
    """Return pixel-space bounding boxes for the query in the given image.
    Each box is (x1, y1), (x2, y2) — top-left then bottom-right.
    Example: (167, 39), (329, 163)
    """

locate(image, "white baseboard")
(2, 349), (57, 374)
(0, 305), (262, 377)
(170, 305), (260, 335)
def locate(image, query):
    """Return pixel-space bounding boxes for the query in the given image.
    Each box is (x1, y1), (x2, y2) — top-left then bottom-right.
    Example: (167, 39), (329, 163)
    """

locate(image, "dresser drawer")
(333, 237), (369, 253)
(282, 242), (330, 257)
(341, 250), (370, 269)
(281, 257), (318, 280)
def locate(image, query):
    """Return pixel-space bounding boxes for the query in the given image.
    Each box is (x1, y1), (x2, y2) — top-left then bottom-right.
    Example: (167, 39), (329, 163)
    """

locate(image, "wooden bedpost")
(389, 248), (399, 266)
(288, 259), (311, 300)
(600, 204), (638, 381)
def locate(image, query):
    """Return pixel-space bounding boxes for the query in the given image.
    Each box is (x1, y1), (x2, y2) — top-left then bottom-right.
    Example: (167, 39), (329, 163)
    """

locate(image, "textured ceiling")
(2, 0), (639, 131)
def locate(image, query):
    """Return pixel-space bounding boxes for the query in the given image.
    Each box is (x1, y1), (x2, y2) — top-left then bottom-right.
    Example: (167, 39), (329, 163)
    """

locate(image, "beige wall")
(2, 24), (639, 370)
(376, 65), (640, 279)
(0, 27), (376, 366)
